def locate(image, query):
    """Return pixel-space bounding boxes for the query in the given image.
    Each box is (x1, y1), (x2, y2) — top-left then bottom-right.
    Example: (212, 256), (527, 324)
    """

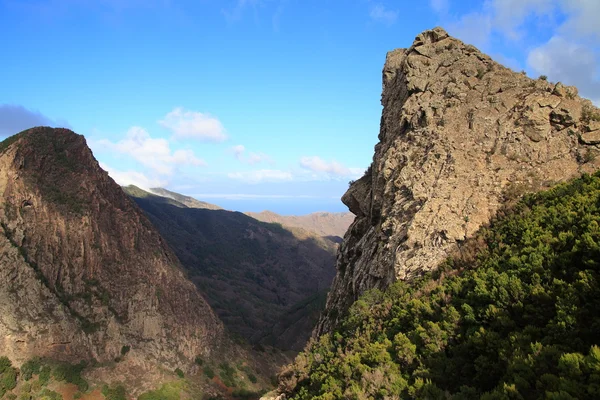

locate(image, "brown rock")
(0, 128), (224, 368)
(316, 27), (600, 335)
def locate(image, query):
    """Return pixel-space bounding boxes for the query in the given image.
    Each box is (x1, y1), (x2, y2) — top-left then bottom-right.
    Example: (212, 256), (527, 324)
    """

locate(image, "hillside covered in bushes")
(279, 171), (600, 399)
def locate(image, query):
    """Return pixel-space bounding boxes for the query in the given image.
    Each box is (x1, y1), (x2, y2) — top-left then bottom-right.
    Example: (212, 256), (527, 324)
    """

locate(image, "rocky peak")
(0, 127), (223, 368)
(316, 27), (600, 334)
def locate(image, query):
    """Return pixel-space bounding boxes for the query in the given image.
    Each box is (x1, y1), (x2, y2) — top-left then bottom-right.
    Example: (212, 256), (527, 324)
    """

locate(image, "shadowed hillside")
(126, 187), (338, 351)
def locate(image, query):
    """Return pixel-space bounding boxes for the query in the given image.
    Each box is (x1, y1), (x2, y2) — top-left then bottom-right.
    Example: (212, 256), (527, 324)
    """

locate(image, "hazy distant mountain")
(126, 186), (337, 351)
(246, 210), (354, 238)
(150, 187), (222, 210)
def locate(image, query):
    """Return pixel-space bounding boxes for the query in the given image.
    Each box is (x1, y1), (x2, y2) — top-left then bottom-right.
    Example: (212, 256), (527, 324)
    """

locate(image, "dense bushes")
(0, 357), (17, 398)
(282, 172), (600, 399)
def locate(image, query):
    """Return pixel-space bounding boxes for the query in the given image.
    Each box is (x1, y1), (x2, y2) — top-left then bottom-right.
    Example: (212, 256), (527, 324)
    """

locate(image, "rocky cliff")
(0, 127), (223, 367)
(316, 27), (600, 335)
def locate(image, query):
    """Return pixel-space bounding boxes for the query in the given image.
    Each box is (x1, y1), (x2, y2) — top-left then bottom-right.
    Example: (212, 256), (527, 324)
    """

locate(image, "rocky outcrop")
(316, 27), (600, 335)
(0, 127), (223, 367)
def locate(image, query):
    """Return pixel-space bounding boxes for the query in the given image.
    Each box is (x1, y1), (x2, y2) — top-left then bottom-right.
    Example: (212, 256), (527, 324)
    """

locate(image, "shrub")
(203, 365), (215, 379)
(0, 357), (11, 374)
(120, 345), (130, 356)
(20, 357), (42, 381)
(102, 384), (127, 400)
(39, 366), (51, 386)
(174, 368), (184, 378)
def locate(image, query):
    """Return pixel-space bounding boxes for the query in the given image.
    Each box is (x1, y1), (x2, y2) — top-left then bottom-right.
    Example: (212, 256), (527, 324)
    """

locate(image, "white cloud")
(99, 162), (166, 191)
(230, 144), (273, 165)
(232, 144), (246, 159)
(159, 107), (227, 142)
(299, 156), (354, 176)
(369, 4), (398, 25)
(527, 36), (600, 103)
(447, 12), (492, 49)
(489, 0), (554, 40)
(558, 0), (600, 38)
(228, 169), (293, 183)
(96, 126), (206, 176)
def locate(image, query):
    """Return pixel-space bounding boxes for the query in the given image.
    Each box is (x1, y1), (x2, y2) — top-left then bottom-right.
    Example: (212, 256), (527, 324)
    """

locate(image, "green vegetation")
(175, 368), (184, 378)
(20, 357), (42, 381)
(0, 357), (17, 398)
(52, 361), (89, 392)
(37, 389), (62, 400)
(203, 365), (215, 379)
(282, 172), (600, 399)
(39, 366), (51, 386)
(138, 382), (182, 400)
(102, 384), (127, 400)
(120, 345), (130, 356)
(219, 362), (237, 388)
(0, 356), (91, 399)
(582, 103), (600, 123)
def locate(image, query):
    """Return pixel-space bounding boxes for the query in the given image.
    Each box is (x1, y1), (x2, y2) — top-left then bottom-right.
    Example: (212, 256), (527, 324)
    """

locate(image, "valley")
(1, 24), (600, 400)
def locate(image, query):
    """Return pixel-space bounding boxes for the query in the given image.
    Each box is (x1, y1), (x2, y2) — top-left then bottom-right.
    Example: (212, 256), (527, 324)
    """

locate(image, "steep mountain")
(316, 27), (600, 335)
(126, 187), (337, 351)
(149, 187), (222, 210)
(245, 210), (354, 239)
(0, 128), (223, 369)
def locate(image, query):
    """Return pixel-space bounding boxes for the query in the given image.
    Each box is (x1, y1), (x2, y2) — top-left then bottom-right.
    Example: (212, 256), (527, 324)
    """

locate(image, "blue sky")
(1, 0), (599, 214)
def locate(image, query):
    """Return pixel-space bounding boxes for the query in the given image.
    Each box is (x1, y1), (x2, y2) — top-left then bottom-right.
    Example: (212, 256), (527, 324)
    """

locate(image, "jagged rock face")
(0, 127), (223, 366)
(316, 27), (600, 335)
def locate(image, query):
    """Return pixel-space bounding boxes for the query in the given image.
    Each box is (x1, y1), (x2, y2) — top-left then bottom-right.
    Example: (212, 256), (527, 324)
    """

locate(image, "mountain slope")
(0, 127), (223, 368)
(279, 171), (600, 399)
(245, 211), (354, 238)
(126, 188), (337, 351)
(317, 27), (600, 335)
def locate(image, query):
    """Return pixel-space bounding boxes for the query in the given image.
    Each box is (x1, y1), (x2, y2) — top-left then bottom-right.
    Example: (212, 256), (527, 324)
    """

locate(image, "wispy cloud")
(159, 107), (227, 142)
(369, 4), (398, 26)
(95, 126), (206, 176)
(228, 169), (293, 183)
(230, 144), (273, 164)
(0, 104), (68, 137)
(99, 162), (167, 191)
(527, 36), (600, 103)
(299, 156), (358, 177)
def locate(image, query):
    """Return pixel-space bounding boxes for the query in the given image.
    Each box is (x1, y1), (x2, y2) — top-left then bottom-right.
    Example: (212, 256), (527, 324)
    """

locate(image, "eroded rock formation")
(0, 127), (223, 367)
(317, 27), (600, 335)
